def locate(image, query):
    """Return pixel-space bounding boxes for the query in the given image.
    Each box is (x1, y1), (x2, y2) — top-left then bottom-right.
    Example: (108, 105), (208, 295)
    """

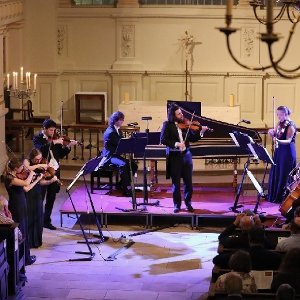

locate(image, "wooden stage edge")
(59, 186), (285, 229)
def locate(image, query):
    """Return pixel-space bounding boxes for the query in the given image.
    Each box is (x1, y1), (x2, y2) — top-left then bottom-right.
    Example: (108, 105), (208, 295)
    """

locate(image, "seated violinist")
(32, 118), (77, 230)
(160, 103), (208, 213)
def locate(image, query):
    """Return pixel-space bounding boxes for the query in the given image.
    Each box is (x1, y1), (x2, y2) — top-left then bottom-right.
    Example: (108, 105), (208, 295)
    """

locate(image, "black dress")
(4, 176), (31, 263)
(25, 178), (43, 248)
(268, 120), (297, 203)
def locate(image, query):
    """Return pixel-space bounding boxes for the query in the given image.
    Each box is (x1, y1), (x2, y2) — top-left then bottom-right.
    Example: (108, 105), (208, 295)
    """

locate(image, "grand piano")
(134, 101), (262, 190)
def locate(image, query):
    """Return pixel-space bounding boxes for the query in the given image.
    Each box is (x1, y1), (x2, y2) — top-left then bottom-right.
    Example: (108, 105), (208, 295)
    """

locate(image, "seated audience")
(214, 227), (282, 270)
(276, 283), (295, 300)
(0, 195), (22, 241)
(218, 211), (275, 252)
(224, 272), (243, 299)
(276, 217), (300, 252)
(215, 250), (257, 294)
(271, 248), (300, 293)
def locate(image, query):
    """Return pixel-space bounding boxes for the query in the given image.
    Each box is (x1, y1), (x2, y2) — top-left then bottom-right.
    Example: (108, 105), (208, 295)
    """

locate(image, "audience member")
(276, 217), (300, 252)
(218, 212), (275, 252)
(224, 272), (243, 299)
(213, 227), (282, 270)
(271, 248), (300, 293)
(276, 283), (295, 300)
(215, 250), (257, 294)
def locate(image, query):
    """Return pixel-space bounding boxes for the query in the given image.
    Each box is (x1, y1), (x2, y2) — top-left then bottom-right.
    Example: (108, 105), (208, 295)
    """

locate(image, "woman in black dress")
(23, 148), (58, 248)
(3, 158), (43, 265)
(268, 106), (297, 204)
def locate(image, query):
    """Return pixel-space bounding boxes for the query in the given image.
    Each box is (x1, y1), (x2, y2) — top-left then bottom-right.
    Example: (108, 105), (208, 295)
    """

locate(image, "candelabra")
(6, 67), (37, 120)
(218, 0), (300, 79)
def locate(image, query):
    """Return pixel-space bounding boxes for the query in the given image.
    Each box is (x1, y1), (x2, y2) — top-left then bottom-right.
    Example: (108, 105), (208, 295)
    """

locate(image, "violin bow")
(272, 96), (276, 155)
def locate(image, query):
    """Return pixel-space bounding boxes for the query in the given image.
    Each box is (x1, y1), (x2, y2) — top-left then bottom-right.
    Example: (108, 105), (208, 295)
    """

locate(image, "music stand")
(133, 132), (161, 206)
(229, 131), (253, 213)
(115, 137), (148, 211)
(248, 142), (275, 213)
(66, 156), (108, 261)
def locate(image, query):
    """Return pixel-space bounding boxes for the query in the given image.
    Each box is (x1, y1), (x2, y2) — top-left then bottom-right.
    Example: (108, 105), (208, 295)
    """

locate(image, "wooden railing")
(5, 120), (140, 161)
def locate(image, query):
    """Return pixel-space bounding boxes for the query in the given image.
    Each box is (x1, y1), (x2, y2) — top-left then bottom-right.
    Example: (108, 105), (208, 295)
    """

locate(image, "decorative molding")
(0, 0), (23, 26)
(121, 25), (135, 58)
(241, 27), (255, 60)
(57, 24), (67, 56)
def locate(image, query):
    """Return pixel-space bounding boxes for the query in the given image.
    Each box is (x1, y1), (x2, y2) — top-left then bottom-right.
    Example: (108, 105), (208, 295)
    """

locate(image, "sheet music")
(251, 270), (273, 290)
(246, 169), (264, 195)
(247, 143), (259, 160)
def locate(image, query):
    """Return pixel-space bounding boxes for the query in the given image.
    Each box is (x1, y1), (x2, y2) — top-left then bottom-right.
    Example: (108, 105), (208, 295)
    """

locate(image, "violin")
(48, 131), (83, 146)
(178, 118), (214, 132)
(16, 167), (31, 180)
(275, 120), (290, 139)
(34, 158), (56, 180)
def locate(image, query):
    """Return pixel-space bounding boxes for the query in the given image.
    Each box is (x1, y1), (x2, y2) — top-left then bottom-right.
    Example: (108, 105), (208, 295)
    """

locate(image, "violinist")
(33, 118), (77, 230)
(160, 104), (208, 213)
(267, 106), (297, 204)
(2, 157), (43, 265)
(23, 148), (59, 248)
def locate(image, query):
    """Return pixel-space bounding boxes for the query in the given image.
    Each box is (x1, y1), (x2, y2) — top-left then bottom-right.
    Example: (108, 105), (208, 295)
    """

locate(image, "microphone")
(241, 119), (251, 124)
(127, 122), (138, 126)
(237, 119), (251, 126)
(141, 116), (152, 121)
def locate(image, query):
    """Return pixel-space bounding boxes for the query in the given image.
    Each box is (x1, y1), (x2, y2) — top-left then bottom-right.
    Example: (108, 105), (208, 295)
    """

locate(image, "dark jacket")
(32, 131), (71, 165)
(218, 224), (276, 250)
(100, 125), (123, 164)
(271, 272), (300, 293)
(160, 121), (201, 178)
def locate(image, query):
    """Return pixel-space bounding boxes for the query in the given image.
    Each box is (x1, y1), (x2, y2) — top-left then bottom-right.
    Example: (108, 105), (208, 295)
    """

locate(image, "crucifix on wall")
(178, 31), (202, 101)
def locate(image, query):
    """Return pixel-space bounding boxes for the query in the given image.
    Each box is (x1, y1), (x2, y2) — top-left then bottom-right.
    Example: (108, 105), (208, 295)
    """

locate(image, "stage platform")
(60, 185), (284, 229)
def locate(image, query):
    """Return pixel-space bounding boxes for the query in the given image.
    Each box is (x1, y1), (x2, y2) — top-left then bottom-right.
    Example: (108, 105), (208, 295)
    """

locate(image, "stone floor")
(0, 184), (219, 300)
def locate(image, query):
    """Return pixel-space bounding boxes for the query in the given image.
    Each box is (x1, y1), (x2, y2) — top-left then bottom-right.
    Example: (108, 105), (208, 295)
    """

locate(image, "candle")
(226, 0), (233, 16)
(15, 72), (18, 89)
(266, 0), (273, 34)
(7, 74), (10, 90)
(34, 74), (37, 91)
(20, 67), (23, 83)
(229, 94), (235, 107)
(28, 72), (31, 89)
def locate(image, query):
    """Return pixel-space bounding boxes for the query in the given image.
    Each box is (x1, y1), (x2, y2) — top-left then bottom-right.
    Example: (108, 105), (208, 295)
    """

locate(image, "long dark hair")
(277, 106), (291, 116)
(167, 103), (180, 122)
(109, 111), (124, 126)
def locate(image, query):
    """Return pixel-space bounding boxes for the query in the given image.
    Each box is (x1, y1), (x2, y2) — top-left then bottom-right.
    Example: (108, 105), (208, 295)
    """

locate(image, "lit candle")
(26, 72), (29, 89)
(7, 74), (10, 90)
(226, 0), (233, 16)
(34, 74), (37, 91)
(20, 67), (23, 83)
(229, 94), (235, 107)
(15, 72), (18, 89)
(28, 72), (31, 89)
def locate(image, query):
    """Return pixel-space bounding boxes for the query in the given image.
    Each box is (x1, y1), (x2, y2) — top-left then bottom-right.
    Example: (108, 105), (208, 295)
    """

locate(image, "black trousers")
(109, 155), (138, 191)
(168, 150), (193, 208)
(42, 169), (61, 225)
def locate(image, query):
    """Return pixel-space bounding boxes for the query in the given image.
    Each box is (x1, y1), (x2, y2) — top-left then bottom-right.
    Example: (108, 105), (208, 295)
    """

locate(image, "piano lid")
(169, 101), (261, 143)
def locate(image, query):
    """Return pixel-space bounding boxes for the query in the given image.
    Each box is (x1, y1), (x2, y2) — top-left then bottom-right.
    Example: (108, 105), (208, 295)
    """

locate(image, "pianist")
(160, 103), (208, 213)
(101, 111), (138, 197)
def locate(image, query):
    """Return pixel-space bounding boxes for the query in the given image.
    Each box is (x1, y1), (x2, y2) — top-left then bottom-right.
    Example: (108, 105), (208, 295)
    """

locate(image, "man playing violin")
(160, 104), (208, 213)
(32, 119), (77, 230)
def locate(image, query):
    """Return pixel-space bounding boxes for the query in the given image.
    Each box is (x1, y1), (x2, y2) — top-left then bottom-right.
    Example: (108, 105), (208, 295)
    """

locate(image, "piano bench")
(90, 165), (119, 194)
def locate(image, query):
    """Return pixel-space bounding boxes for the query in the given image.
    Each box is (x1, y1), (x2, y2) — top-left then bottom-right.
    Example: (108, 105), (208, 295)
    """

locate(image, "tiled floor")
(0, 185), (218, 300)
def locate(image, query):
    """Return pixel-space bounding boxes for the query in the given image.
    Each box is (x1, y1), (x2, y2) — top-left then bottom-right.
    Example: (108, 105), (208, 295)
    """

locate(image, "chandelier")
(218, 0), (300, 79)
(6, 67), (37, 120)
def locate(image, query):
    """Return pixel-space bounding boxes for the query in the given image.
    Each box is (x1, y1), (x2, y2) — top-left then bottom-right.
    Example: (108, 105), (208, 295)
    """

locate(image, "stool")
(90, 164), (119, 194)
